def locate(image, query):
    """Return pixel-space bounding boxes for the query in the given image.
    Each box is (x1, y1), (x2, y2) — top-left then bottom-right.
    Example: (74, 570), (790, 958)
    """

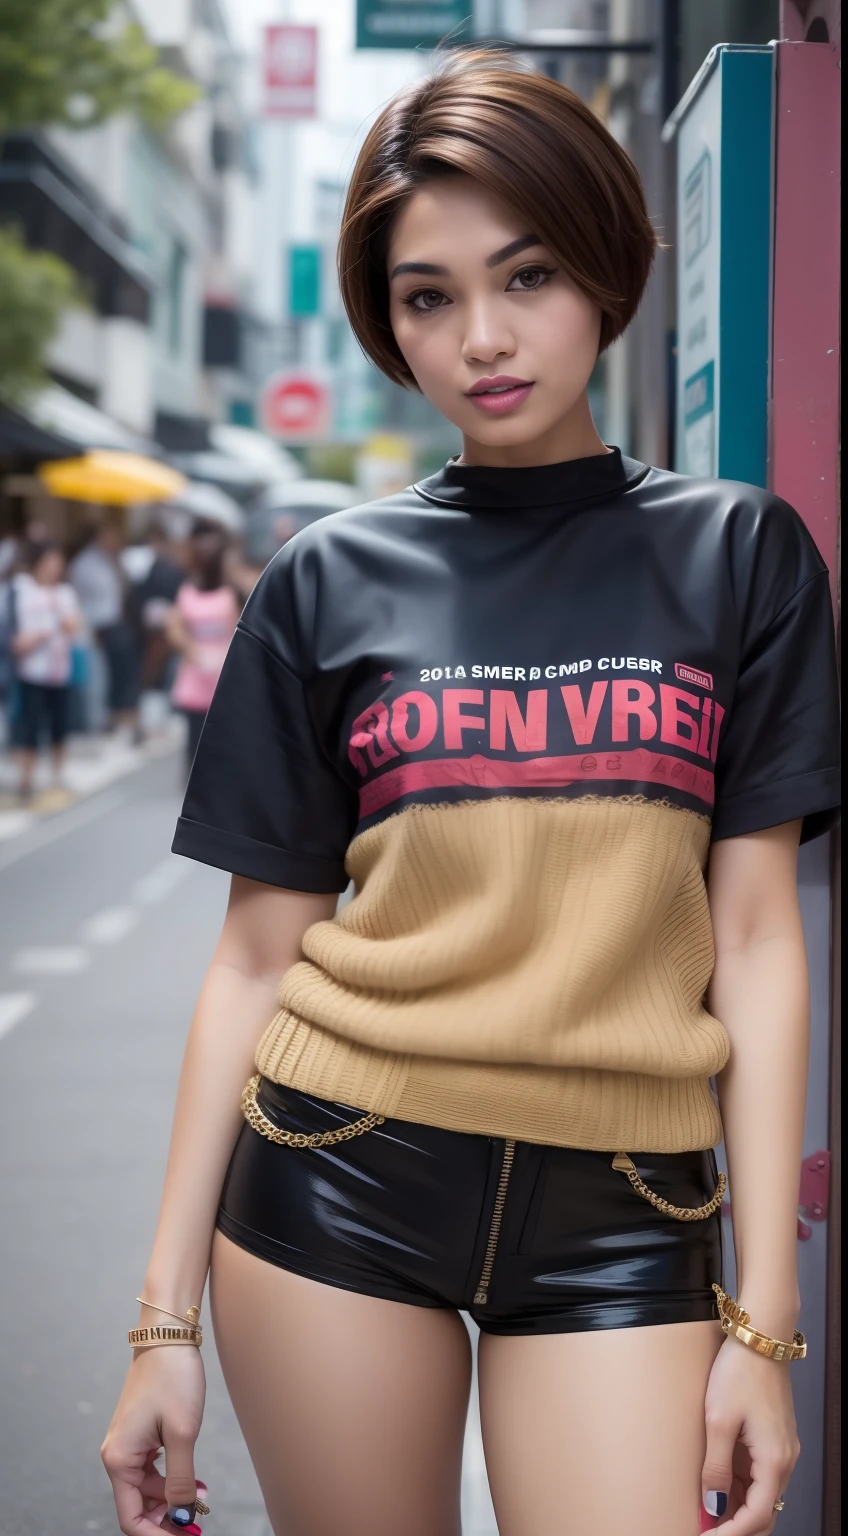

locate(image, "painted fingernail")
(698, 1510), (718, 1534)
(183, 1526), (203, 1535)
(167, 1505), (196, 1528)
(196, 1482), (208, 1493)
(704, 1490), (728, 1517)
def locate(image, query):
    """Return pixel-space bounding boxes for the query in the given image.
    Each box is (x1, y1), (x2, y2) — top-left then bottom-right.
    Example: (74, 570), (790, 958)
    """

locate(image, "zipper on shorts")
(473, 1139), (516, 1306)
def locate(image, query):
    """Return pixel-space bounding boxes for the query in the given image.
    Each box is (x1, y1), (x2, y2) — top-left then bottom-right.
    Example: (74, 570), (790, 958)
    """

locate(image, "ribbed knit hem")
(254, 1014), (723, 1153)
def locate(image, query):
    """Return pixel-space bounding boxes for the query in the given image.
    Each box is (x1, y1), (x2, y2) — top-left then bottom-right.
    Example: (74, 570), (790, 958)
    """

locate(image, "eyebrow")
(389, 260), (449, 279)
(485, 233), (543, 268)
(389, 234), (543, 282)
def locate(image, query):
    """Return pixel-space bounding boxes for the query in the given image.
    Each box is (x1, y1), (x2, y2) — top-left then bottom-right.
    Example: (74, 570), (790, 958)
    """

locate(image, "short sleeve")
(171, 561), (357, 891)
(712, 569), (840, 843)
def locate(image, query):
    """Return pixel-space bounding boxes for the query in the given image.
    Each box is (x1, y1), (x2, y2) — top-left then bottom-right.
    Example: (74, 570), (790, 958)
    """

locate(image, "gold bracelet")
(136, 1298), (201, 1328)
(712, 1285), (807, 1362)
(128, 1324), (203, 1349)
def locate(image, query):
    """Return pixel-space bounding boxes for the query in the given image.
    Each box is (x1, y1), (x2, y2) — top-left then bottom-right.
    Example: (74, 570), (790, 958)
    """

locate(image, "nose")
(461, 296), (516, 367)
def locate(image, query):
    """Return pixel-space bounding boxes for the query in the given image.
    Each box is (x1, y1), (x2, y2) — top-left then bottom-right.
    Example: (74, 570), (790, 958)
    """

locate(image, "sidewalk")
(0, 719), (182, 844)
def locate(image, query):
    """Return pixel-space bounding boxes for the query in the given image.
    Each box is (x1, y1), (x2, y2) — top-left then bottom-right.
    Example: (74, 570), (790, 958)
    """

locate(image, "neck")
(457, 391), (609, 469)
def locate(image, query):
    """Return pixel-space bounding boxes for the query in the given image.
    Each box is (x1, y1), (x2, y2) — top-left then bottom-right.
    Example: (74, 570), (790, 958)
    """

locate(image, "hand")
(701, 1339), (800, 1532)
(101, 1346), (206, 1535)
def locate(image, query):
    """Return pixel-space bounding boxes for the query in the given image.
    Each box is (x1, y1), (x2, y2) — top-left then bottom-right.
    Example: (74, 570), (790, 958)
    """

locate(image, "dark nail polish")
(704, 1490), (728, 1517)
(167, 1504), (197, 1528)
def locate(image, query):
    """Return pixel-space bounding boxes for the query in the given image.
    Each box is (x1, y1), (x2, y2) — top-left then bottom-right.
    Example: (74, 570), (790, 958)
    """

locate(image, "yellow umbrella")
(38, 450), (186, 505)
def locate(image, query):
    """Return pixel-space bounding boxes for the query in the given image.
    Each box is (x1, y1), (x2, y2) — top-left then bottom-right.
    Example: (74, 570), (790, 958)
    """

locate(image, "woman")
(10, 540), (82, 805)
(102, 53), (840, 1536)
(166, 521), (240, 774)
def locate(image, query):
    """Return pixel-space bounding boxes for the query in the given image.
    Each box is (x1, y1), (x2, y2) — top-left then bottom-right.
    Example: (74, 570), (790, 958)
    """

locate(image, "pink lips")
(465, 375), (534, 415)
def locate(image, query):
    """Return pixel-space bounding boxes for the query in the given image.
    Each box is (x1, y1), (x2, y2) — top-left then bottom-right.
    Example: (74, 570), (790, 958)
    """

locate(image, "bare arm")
(143, 874), (336, 1308)
(162, 602), (194, 659)
(12, 627), (50, 656)
(709, 821), (808, 1337)
(701, 820), (807, 1533)
(102, 875), (336, 1535)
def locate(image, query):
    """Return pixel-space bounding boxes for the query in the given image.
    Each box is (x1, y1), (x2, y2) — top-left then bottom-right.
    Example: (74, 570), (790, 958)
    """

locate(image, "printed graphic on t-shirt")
(348, 654), (724, 826)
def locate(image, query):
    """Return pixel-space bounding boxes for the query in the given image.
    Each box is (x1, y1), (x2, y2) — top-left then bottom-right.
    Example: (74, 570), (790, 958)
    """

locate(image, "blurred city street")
(0, 1), (840, 1532)
(0, 748), (498, 1536)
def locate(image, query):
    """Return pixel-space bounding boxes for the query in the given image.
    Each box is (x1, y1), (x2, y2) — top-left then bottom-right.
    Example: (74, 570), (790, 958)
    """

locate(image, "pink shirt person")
(170, 582), (239, 714)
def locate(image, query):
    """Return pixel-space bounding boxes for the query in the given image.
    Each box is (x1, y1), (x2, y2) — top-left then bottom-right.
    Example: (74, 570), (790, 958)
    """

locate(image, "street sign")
(288, 245), (321, 318)
(667, 46), (772, 484)
(356, 0), (470, 50)
(263, 25), (318, 118)
(261, 372), (332, 442)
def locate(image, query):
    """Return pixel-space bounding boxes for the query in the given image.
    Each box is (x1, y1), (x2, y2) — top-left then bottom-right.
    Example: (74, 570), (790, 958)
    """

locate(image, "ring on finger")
(773, 1498), (786, 1512)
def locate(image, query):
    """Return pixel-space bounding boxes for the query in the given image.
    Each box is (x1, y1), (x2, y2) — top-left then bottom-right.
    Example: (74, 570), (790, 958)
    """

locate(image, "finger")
(102, 1442), (169, 1536)
(702, 1413), (738, 1525)
(718, 1459), (784, 1535)
(136, 1465), (167, 1500)
(162, 1423), (200, 1529)
(111, 1475), (174, 1536)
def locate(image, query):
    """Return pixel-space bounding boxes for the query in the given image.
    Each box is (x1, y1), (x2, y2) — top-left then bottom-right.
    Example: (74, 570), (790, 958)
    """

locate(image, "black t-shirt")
(173, 450), (840, 892)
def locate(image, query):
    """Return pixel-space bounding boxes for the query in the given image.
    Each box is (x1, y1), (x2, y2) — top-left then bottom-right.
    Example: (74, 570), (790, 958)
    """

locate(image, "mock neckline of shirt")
(413, 446), (650, 511)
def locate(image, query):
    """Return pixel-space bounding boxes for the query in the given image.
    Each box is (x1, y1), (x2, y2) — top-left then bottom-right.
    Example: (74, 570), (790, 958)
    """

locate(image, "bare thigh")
(210, 1231), (472, 1536)
(479, 1319), (723, 1536)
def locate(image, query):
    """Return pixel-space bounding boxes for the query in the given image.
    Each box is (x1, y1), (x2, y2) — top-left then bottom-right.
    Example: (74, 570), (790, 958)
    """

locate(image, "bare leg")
(210, 1231), (472, 1536)
(17, 748), (36, 798)
(479, 1319), (723, 1536)
(49, 743), (66, 784)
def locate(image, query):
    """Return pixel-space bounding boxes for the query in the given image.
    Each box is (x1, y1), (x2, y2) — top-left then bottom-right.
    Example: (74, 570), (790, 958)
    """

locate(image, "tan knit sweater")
(255, 795), (726, 1152)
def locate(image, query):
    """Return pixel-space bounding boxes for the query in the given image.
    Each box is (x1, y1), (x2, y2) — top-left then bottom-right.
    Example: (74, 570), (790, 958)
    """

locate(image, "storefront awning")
(0, 403), (79, 466)
(38, 451), (186, 506)
(26, 385), (154, 454)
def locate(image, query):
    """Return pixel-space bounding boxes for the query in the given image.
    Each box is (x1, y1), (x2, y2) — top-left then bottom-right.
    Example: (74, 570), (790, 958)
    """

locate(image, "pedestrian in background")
(124, 521), (186, 736)
(9, 540), (82, 805)
(70, 521), (140, 737)
(166, 520), (239, 773)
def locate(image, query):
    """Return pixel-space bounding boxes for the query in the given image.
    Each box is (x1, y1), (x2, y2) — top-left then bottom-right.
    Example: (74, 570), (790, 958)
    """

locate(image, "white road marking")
(81, 906), (139, 944)
(131, 858), (189, 905)
(0, 811), (36, 842)
(0, 992), (37, 1041)
(0, 789), (127, 873)
(13, 947), (90, 975)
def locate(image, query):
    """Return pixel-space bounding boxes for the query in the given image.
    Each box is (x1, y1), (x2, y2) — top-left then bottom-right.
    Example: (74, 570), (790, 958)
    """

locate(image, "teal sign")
(666, 46), (773, 486)
(682, 360), (715, 478)
(288, 245), (321, 318)
(356, 0), (470, 50)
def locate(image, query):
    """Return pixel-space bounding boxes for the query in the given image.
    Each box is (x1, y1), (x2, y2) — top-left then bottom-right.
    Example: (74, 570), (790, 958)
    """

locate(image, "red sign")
(263, 25), (318, 119)
(261, 372), (331, 441)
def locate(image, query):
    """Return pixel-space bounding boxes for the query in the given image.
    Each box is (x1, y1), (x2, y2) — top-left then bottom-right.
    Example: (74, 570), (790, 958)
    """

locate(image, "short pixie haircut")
(338, 50), (658, 386)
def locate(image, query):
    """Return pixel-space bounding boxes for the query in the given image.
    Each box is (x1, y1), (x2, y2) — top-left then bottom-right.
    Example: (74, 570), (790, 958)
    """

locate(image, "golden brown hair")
(338, 50), (658, 386)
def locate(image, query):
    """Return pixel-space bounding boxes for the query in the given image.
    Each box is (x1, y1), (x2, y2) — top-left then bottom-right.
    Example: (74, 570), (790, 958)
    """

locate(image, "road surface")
(0, 752), (498, 1536)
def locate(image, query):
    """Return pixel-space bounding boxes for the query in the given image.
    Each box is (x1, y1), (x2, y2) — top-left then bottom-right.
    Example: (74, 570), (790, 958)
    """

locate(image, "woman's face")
(33, 550), (64, 585)
(387, 175), (602, 464)
(191, 529), (226, 576)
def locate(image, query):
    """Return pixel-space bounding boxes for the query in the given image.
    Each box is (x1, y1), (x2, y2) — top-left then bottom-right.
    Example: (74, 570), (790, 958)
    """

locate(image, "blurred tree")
(0, 0), (197, 133)
(0, 226), (84, 404)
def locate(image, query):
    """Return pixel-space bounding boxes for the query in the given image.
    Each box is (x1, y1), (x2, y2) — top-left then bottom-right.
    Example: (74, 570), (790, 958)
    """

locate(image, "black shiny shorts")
(217, 1078), (723, 1336)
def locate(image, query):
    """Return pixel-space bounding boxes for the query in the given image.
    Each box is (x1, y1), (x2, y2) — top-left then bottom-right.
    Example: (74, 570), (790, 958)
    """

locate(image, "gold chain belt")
(241, 1074), (385, 1148)
(241, 1083), (726, 1218)
(612, 1152), (727, 1220)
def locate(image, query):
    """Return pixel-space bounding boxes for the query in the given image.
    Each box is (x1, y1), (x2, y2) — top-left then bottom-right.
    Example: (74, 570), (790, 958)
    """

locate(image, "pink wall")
(769, 41), (841, 606)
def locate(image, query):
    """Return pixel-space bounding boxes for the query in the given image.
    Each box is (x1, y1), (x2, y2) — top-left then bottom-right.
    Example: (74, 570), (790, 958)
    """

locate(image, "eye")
(403, 288), (450, 313)
(507, 265), (555, 291)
